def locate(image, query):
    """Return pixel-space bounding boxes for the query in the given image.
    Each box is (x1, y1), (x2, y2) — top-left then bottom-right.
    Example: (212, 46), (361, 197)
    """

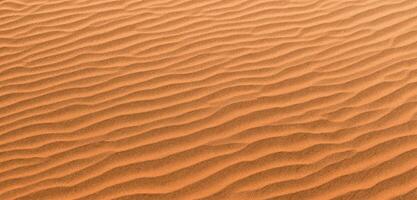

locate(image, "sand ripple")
(1, 0), (417, 199)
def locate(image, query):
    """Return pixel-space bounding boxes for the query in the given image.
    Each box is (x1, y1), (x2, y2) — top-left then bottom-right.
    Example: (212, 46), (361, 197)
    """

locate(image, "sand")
(1, 0), (417, 199)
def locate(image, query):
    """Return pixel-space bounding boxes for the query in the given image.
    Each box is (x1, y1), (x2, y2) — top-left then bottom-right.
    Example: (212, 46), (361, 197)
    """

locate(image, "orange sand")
(1, 0), (417, 199)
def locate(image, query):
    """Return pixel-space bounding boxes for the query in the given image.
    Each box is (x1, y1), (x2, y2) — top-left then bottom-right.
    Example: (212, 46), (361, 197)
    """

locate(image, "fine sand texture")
(2, 0), (417, 199)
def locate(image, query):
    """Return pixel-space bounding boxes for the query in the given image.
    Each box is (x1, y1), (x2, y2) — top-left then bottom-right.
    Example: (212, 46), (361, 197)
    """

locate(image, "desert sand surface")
(1, 0), (417, 199)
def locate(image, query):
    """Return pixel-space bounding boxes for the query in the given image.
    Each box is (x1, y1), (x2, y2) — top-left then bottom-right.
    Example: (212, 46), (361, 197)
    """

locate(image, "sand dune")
(1, 0), (417, 199)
